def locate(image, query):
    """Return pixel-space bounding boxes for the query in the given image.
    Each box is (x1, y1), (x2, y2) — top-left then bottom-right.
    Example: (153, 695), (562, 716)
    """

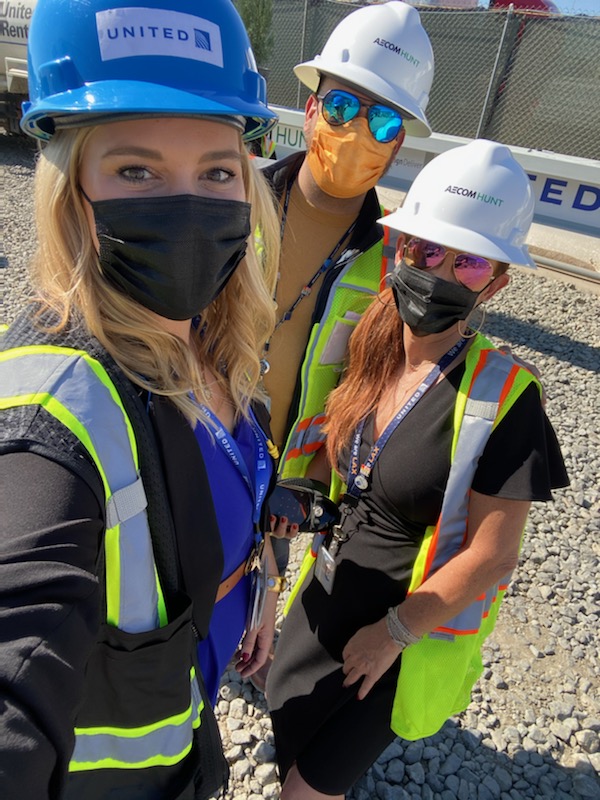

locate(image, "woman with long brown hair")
(266, 140), (568, 800)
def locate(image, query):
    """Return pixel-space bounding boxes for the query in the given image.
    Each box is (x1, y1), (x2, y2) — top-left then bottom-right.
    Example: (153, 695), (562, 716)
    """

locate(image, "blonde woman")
(0, 0), (283, 798)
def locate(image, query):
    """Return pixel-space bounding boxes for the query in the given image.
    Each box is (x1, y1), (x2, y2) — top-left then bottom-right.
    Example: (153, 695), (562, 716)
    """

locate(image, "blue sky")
(552, 0), (599, 14)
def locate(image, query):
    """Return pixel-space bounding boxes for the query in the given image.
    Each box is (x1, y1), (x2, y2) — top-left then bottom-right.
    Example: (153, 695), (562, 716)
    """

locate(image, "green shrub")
(235, 0), (274, 67)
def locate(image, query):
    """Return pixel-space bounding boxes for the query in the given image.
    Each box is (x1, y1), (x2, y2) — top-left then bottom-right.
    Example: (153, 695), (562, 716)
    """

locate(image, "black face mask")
(87, 193), (251, 320)
(389, 262), (479, 335)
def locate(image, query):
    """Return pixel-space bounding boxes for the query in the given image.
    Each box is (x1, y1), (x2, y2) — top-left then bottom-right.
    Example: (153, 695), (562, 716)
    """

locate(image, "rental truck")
(0, 0), (35, 133)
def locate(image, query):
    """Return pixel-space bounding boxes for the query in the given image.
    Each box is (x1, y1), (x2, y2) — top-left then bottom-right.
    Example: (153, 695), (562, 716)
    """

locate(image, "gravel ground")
(2, 132), (599, 800)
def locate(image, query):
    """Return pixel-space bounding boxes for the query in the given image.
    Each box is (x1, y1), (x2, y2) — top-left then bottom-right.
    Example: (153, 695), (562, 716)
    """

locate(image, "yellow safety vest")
(286, 334), (540, 739)
(0, 344), (204, 780)
(280, 223), (394, 479)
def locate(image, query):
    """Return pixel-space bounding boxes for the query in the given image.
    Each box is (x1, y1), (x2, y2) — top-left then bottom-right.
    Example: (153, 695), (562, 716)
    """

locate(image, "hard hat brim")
(294, 60), (432, 138)
(21, 80), (278, 142)
(379, 209), (537, 269)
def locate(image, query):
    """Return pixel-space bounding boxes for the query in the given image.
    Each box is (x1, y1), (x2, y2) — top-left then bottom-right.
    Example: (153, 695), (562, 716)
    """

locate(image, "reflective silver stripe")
(71, 673), (203, 770)
(2, 350), (159, 633)
(428, 350), (514, 639)
(434, 577), (505, 638)
(302, 419), (327, 450)
(285, 414), (327, 457)
(71, 713), (194, 768)
(335, 282), (378, 294)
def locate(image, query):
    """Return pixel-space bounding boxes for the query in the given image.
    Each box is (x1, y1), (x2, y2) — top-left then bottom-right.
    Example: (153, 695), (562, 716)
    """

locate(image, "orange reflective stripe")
(284, 414), (327, 462)
(435, 624), (481, 636)
(498, 364), (520, 408)
(466, 347), (491, 396)
(285, 441), (324, 461)
(381, 209), (391, 283)
(419, 504), (468, 586)
(422, 519), (442, 584)
(432, 586), (505, 635)
(302, 442), (324, 455)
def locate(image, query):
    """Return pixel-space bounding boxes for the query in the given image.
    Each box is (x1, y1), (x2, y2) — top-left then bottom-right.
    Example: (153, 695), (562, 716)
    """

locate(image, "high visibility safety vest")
(286, 334), (539, 740)
(0, 342), (210, 795)
(279, 220), (395, 479)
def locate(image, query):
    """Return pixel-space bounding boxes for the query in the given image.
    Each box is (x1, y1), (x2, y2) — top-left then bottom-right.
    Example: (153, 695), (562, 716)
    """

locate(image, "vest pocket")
(67, 592), (216, 800)
(318, 314), (361, 366)
(76, 592), (196, 731)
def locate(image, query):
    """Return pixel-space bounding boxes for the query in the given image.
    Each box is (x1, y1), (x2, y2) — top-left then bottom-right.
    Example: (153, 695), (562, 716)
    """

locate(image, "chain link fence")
(247, 1), (599, 161)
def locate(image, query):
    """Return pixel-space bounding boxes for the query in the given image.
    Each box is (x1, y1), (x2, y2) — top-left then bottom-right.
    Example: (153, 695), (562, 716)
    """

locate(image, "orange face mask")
(306, 115), (397, 199)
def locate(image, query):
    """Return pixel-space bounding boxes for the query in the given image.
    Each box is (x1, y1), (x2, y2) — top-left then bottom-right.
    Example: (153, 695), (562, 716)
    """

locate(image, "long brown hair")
(324, 288), (403, 470)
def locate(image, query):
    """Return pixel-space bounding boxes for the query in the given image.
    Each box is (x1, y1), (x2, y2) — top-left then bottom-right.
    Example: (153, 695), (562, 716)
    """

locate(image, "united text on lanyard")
(198, 404), (270, 533)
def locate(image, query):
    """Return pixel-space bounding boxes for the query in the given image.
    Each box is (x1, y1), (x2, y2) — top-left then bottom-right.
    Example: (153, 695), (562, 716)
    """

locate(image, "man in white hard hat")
(253, 0), (435, 690)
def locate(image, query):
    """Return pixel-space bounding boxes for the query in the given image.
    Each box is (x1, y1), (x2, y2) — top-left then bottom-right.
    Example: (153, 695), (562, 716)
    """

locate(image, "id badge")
(315, 544), (337, 595)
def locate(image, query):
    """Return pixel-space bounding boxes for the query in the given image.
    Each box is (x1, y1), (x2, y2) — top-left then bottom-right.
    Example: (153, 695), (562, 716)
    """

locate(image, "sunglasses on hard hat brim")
(317, 88), (403, 144)
(398, 235), (496, 293)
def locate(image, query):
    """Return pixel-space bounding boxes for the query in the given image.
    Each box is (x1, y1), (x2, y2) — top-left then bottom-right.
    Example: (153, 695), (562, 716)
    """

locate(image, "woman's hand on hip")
(341, 618), (401, 700)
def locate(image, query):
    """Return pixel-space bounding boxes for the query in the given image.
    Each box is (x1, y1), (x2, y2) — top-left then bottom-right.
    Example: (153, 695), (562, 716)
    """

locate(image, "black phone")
(267, 478), (340, 533)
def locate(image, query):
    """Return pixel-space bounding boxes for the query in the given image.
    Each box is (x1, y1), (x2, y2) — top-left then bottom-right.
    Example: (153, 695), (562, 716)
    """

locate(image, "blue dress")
(194, 410), (273, 706)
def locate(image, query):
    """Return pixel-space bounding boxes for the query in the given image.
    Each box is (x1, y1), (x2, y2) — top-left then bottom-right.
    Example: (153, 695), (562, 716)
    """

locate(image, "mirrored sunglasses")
(318, 89), (403, 144)
(400, 236), (495, 292)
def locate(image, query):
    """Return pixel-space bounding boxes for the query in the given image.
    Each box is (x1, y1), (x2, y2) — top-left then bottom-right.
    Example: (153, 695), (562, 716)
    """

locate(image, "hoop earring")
(458, 305), (486, 339)
(376, 272), (396, 307)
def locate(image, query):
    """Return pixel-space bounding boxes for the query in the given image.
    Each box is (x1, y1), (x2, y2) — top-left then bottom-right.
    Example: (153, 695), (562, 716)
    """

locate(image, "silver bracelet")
(386, 606), (421, 649)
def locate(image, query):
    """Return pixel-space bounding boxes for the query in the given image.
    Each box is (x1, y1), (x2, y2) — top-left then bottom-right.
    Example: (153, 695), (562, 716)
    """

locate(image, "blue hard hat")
(21, 0), (277, 141)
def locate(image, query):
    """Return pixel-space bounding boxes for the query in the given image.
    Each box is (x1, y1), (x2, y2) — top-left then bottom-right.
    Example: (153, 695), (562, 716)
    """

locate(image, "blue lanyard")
(198, 404), (270, 529)
(346, 338), (470, 499)
(268, 183), (356, 333)
(260, 181), (357, 378)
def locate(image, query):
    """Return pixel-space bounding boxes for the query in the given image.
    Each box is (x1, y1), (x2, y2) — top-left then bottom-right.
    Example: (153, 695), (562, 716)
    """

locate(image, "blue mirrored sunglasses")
(318, 89), (403, 144)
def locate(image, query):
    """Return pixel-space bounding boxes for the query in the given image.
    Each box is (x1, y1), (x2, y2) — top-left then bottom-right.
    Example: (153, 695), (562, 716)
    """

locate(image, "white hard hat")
(294, 1), (434, 138)
(380, 140), (536, 268)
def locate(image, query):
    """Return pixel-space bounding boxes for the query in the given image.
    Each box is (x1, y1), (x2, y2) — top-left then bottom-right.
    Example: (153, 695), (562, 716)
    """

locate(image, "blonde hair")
(31, 125), (279, 424)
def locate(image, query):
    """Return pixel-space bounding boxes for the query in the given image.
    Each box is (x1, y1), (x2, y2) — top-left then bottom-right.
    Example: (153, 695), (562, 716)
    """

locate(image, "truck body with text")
(0, 0), (35, 133)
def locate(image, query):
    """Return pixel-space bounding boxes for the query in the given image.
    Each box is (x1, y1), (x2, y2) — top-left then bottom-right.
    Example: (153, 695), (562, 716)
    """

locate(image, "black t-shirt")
(330, 363), (568, 616)
(340, 364), (566, 530)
